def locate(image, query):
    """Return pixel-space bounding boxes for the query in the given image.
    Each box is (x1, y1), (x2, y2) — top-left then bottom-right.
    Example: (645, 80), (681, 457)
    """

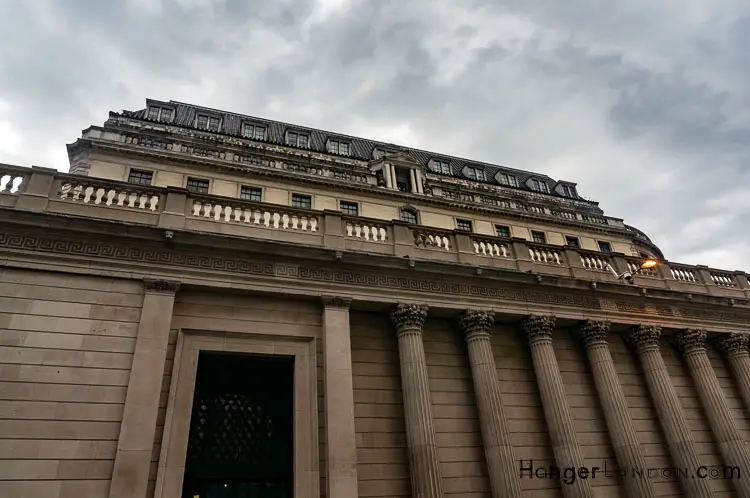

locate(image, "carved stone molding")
(713, 333), (750, 357)
(143, 279), (181, 294)
(321, 296), (352, 308)
(579, 320), (611, 349)
(521, 315), (556, 345)
(390, 303), (429, 334)
(459, 310), (495, 340)
(670, 329), (707, 357)
(624, 324), (661, 352)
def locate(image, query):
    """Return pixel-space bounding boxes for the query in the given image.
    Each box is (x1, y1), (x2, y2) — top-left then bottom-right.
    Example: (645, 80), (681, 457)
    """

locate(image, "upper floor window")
(243, 123), (267, 140)
(465, 166), (486, 181)
(291, 193), (312, 209)
(400, 208), (418, 224)
(339, 201), (359, 216)
(598, 241), (612, 253)
(429, 159), (451, 175)
(328, 140), (350, 156)
(456, 219), (473, 232)
(531, 230), (546, 244)
(127, 169), (153, 186)
(196, 114), (220, 132)
(530, 179), (549, 193)
(240, 186), (262, 202)
(560, 184), (577, 198)
(286, 131), (309, 148)
(498, 173), (519, 187)
(495, 225), (511, 238)
(186, 177), (209, 194)
(147, 106), (174, 123)
(565, 236), (580, 248)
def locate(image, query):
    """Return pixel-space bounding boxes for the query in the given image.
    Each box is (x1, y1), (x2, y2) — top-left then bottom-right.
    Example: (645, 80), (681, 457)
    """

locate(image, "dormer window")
(196, 114), (220, 132)
(465, 166), (486, 181)
(429, 159), (451, 175)
(286, 131), (309, 148)
(147, 106), (174, 123)
(243, 123), (267, 140)
(497, 172), (519, 187)
(328, 139), (350, 156)
(560, 184), (577, 198)
(530, 179), (550, 193)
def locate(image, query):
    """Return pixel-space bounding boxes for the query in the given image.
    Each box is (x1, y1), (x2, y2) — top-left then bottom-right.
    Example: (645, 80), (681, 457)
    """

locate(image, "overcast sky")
(1, 0), (749, 271)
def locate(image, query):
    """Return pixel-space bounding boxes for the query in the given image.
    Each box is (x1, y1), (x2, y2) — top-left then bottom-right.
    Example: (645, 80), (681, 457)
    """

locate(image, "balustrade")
(628, 259), (658, 277)
(671, 266), (700, 283)
(711, 272), (737, 288)
(528, 245), (563, 265)
(345, 220), (388, 242)
(57, 177), (160, 211)
(413, 228), (452, 251)
(191, 198), (318, 232)
(580, 252), (609, 271)
(0, 167), (27, 195)
(473, 238), (510, 258)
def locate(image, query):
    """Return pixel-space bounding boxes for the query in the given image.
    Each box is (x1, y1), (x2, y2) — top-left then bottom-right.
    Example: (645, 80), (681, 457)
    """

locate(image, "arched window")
(400, 208), (418, 224)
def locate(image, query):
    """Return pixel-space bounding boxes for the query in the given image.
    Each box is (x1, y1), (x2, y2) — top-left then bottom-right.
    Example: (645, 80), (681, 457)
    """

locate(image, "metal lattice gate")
(181, 352), (294, 498)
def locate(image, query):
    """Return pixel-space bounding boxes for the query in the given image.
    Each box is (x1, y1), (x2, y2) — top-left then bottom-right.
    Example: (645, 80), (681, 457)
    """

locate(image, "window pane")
(476, 169), (485, 181)
(531, 231), (546, 244)
(148, 107), (159, 120)
(128, 169), (153, 185)
(186, 178), (209, 194)
(255, 127), (266, 140)
(243, 125), (253, 138)
(456, 219), (472, 231)
(160, 109), (173, 122)
(340, 143), (349, 155)
(565, 236), (580, 248)
(400, 209), (417, 224)
(598, 241), (612, 253)
(287, 133), (297, 146)
(208, 117), (219, 131)
(291, 194), (312, 209)
(340, 201), (358, 216)
(299, 135), (308, 148)
(240, 186), (262, 202)
(495, 225), (510, 238)
(330, 141), (339, 154)
(197, 116), (208, 129)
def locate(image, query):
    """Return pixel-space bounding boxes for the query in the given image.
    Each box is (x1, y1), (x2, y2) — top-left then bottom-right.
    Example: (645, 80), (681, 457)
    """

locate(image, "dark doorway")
(181, 352), (294, 498)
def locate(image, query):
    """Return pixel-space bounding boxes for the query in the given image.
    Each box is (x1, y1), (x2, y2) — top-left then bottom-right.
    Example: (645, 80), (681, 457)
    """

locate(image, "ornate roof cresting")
(670, 329), (707, 357)
(579, 320), (611, 349)
(624, 324), (661, 352)
(521, 315), (556, 344)
(390, 303), (429, 334)
(459, 310), (495, 340)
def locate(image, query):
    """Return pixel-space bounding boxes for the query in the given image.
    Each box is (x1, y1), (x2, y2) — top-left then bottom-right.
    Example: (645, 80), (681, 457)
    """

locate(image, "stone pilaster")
(625, 325), (712, 498)
(391, 304), (444, 498)
(521, 315), (593, 498)
(459, 311), (522, 498)
(673, 330), (750, 498)
(321, 296), (358, 498)
(714, 333), (750, 416)
(109, 279), (181, 498)
(578, 320), (656, 498)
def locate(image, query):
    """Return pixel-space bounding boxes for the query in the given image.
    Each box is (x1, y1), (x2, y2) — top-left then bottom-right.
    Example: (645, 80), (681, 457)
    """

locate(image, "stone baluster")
(578, 320), (657, 498)
(459, 311), (522, 498)
(714, 333), (750, 416)
(624, 325), (712, 498)
(521, 315), (593, 498)
(672, 330), (750, 498)
(391, 304), (444, 498)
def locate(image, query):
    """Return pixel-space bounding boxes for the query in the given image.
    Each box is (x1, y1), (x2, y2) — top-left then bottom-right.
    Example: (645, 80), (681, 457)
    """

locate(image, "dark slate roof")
(117, 99), (595, 203)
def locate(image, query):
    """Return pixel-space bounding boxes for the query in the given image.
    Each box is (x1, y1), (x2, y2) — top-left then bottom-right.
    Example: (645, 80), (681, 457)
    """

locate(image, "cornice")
(70, 133), (649, 242)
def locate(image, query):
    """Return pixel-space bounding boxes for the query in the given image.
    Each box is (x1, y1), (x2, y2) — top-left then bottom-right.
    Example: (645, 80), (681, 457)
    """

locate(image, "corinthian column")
(624, 325), (712, 498)
(578, 320), (656, 498)
(672, 330), (750, 498)
(390, 303), (444, 498)
(714, 333), (750, 416)
(459, 311), (522, 498)
(522, 315), (593, 498)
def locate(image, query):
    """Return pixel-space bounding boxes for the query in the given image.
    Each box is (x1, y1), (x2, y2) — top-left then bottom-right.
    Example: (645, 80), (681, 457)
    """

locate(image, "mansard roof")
(113, 98), (595, 204)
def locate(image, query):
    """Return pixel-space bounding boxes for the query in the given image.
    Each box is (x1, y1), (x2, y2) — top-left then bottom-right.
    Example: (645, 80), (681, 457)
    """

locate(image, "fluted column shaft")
(579, 321), (657, 498)
(626, 325), (712, 498)
(522, 315), (593, 498)
(715, 334), (750, 418)
(460, 311), (522, 498)
(675, 330), (750, 498)
(391, 304), (444, 498)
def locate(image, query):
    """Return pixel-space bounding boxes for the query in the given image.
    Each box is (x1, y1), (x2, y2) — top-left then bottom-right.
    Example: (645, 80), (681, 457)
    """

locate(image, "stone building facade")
(1, 98), (750, 498)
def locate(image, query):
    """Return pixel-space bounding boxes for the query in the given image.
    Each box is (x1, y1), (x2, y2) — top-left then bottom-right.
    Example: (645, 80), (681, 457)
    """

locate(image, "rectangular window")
(565, 236), (580, 248)
(456, 219), (473, 232)
(197, 115), (220, 131)
(243, 124), (267, 140)
(598, 241), (612, 253)
(287, 131), (309, 148)
(147, 107), (173, 122)
(339, 201), (359, 216)
(400, 209), (417, 224)
(430, 160), (451, 174)
(160, 108), (173, 122)
(495, 225), (511, 238)
(531, 179), (549, 193)
(465, 166), (485, 181)
(186, 177), (209, 194)
(498, 173), (519, 187)
(239, 186), (262, 202)
(531, 230), (546, 244)
(127, 169), (153, 185)
(291, 193), (312, 209)
(561, 184), (576, 197)
(148, 107), (159, 120)
(329, 140), (350, 156)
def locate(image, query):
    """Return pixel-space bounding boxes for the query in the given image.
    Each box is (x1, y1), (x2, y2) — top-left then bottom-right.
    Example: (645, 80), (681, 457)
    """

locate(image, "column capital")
(459, 310), (495, 339)
(713, 333), (750, 357)
(390, 303), (429, 334)
(521, 315), (556, 345)
(579, 320), (611, 349)
(143, 279), (181, 294)
(321, 295), (352, 308)
(624, 324), (661, 352)
(671, 329), (707, 357)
